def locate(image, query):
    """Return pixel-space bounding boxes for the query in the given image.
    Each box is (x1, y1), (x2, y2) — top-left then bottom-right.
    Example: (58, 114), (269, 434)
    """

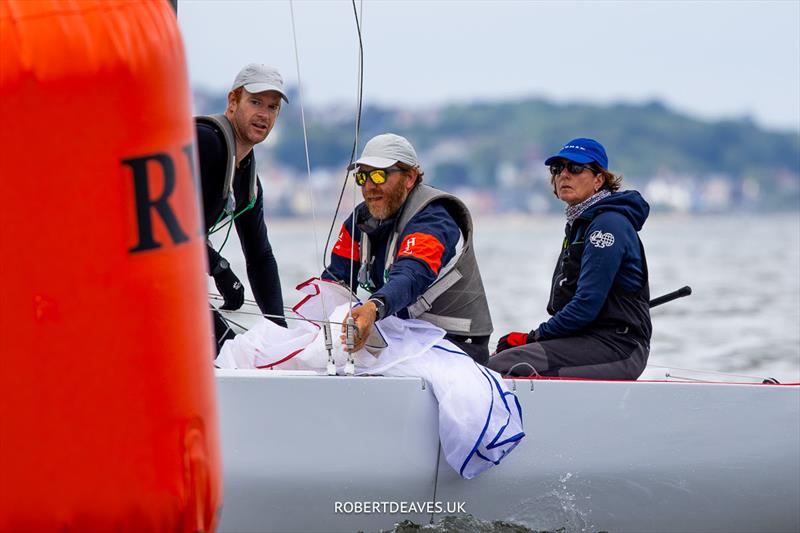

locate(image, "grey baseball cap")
(231, 63), (289, 103)
(354, 133), (419, 169)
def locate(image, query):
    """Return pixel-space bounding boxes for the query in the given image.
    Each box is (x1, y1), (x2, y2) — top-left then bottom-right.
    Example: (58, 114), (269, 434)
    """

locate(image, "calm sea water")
(213, 212), (800, 383)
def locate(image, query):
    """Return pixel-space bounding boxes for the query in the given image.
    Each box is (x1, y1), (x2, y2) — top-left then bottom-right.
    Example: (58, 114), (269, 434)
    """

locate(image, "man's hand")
(495, 331), (533, 354)
(214, 267), (245, 310)
(341, 300), (378, 352)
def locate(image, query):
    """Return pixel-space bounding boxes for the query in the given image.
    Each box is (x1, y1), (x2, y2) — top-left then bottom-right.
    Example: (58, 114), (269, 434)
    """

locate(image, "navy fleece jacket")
(538, 190), (650, 339)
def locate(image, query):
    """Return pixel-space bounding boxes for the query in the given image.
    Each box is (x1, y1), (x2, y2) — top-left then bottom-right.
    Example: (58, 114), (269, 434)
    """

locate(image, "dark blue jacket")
(322, 201), (461, 318)
(538, 190), (650, 339)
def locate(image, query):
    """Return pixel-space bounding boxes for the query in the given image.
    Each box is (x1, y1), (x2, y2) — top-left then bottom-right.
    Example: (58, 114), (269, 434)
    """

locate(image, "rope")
(320, 0), (365, 285)
(289, 0), (327, 315)
(347, 0), (364, 318)
(208, 294), (294, 313)
(212, 1), (368, 360)
(342, 0), (366, 374)
(217, 308), (344, 328)
(209, 294), (343, 327)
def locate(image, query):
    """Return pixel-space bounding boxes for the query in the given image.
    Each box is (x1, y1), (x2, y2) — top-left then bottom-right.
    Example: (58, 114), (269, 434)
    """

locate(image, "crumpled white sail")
(216, 278), (525, 479)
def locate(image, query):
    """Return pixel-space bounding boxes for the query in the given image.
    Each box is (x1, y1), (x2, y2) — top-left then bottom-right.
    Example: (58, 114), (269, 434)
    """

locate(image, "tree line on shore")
(194, 88), (800, 211)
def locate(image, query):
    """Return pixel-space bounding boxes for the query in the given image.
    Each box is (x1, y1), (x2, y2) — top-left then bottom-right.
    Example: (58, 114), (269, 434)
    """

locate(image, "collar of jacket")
(355, 204), (398, 237)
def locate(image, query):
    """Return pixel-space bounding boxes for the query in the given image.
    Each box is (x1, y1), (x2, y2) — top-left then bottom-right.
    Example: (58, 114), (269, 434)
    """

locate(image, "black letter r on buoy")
(124, 153), (189, 253)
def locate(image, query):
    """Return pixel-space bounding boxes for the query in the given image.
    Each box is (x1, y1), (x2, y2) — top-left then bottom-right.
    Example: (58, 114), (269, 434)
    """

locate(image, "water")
(213, 212), (800, 383)
(390, 514), (547, 532)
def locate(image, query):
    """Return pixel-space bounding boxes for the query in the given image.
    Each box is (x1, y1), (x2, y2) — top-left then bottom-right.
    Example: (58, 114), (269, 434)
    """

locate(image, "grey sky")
(178, 0), (800, 131)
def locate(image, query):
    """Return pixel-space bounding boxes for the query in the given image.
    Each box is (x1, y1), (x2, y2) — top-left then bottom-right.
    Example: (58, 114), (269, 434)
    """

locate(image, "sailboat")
(4, 2), (797, 533)
(199, 4), (798, 530)
(196, 2), (799, 531)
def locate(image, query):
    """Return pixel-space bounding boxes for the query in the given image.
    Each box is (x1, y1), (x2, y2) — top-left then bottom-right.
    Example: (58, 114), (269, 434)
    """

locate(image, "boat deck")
(215, 370), (800, 533)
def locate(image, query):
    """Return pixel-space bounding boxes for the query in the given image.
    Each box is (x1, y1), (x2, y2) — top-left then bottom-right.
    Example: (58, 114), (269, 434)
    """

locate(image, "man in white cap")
(322, 133), (494, 364)
(196, 63), (289, 352)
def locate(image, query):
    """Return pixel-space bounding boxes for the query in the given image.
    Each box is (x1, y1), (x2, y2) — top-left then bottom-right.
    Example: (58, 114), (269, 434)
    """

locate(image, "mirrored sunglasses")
(354, 167), (404, 186)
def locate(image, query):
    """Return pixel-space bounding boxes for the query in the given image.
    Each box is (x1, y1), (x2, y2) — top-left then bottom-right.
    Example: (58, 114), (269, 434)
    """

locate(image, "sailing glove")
(213, 263), (245, 311)
(495, 330), (536, 354)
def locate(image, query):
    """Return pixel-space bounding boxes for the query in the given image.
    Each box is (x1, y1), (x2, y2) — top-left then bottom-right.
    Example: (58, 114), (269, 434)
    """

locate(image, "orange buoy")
(0, 1), (221, 531)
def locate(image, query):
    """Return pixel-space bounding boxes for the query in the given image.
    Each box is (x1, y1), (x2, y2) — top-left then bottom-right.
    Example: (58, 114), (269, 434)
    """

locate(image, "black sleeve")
(206, 241), (222, 274)
(195, 122), (228, 231)
(235, 180), (287, 327)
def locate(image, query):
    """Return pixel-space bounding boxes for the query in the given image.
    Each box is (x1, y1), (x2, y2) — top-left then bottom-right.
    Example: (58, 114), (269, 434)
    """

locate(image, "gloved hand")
(495, 331), (534, 354)
(214, 265), (245, 310)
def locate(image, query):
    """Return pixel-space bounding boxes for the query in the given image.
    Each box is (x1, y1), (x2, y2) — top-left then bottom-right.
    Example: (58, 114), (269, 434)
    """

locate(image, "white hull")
(215, 369), (800, 533)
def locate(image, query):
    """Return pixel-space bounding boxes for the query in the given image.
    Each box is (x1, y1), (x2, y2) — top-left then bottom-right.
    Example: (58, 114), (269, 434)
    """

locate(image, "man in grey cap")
(322, 133), (494, 364)
(196, 63), (289, 352)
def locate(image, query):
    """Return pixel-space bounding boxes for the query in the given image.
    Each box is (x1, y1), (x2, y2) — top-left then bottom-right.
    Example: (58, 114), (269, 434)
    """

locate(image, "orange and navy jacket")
(322, 201), (460, 318)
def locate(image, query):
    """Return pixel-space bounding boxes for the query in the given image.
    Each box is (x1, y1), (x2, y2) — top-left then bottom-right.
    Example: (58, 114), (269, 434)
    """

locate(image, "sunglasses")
(354, 167), (404, 186)
(549, 161), (597, 176)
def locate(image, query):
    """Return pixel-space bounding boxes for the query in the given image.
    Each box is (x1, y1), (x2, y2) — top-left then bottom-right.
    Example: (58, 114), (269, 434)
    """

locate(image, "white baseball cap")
(354, 133), (419, 169)
(231, 63), (289, 103)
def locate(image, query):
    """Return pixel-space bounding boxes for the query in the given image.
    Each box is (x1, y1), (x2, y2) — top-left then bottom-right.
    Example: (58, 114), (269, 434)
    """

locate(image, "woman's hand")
(495, 331), (534, 354)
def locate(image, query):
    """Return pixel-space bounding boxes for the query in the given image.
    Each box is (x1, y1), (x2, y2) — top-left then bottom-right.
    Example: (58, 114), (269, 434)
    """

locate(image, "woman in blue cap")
(488, 138), (652, 380)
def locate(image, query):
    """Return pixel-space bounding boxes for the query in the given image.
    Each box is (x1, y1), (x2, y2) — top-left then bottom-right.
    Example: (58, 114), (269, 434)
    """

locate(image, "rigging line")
(217, 313), (247, 333)
(319, 0), (365, 285)
(347, 0), (365, 315)
(216, 307), (345, 327)
(289, 0), (329, 321)
(343, 0), (365, 376)
(208, 294), (295, 313)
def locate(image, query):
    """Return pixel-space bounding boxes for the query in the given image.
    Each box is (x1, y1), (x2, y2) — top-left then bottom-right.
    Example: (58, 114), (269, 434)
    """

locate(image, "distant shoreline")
(264, 210), (800, 229)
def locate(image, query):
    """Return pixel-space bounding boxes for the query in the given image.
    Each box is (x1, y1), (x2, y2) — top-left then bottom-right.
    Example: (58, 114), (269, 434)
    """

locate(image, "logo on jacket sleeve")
(333, 225), (360, 260)
(397, 232), (445, 273)
(589, 230), (615, 248)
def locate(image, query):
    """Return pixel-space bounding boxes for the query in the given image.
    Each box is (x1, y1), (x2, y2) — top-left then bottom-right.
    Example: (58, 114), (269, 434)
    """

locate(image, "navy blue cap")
(544, 138), (608, 169)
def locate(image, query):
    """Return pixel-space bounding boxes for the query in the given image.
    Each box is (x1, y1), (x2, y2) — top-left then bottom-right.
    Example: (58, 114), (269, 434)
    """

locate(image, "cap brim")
(243, 83), (289, 103)
(544, 152), (594, 166)
(354, 156), (399, 169)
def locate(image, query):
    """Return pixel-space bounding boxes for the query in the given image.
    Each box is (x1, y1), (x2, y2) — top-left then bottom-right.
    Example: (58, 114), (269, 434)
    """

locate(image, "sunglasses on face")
(354, 167), (404, 186)
(549, 161), (597, 177)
